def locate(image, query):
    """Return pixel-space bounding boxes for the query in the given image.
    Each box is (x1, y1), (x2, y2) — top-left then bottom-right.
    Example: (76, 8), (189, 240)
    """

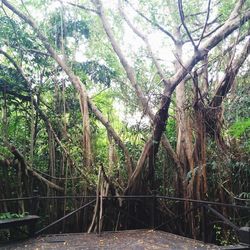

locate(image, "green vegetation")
(0, 212), (29, 220)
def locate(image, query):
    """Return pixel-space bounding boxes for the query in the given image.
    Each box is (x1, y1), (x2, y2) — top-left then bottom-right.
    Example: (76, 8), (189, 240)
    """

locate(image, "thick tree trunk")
(193, 102), (207, 200)
(126, 93), (172, 193)
(173, 37), (195, 199)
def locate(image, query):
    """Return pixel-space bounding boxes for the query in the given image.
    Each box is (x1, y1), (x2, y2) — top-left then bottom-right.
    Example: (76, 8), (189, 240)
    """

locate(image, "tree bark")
(9, 145), (64, 192)
(79, 84), (93, 169)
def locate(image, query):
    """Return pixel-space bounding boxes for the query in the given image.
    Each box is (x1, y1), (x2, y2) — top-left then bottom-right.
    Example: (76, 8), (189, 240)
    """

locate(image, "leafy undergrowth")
(0, 212), (30, 242)
(0, 212), (29, 220)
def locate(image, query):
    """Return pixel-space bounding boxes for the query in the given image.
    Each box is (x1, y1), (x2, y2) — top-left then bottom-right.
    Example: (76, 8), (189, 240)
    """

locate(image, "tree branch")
(197, 0), (212, 47)
(92, 0), (154, 119)
(169, 7), (250, 92)
(124, 0), (177, 44)
(210, 36), (250, 107)
(67, 1), (98, 14)
(118, 0), (169, 86)
(7, 144), (64, 192)
(178, 0), (197, 50)
(119, 0), (182, 170)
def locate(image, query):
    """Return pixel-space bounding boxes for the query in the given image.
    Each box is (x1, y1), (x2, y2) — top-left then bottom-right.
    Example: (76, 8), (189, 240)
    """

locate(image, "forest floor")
(1, 229), (222, 249)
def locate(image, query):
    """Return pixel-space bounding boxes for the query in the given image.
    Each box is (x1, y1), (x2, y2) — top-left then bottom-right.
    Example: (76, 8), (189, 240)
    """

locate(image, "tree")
(0, 0), (249, 238)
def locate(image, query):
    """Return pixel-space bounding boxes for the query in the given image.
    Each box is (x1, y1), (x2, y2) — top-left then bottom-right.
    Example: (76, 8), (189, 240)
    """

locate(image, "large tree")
(0, 0), (249, 236)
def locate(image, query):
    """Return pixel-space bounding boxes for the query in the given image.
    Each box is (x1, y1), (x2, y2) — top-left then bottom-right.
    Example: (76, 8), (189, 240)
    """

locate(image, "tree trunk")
(79, 84), (93, 170)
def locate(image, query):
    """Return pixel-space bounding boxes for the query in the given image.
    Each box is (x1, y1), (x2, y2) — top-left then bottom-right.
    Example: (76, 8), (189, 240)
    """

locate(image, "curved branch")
(169, 7), (250, 92)
(118, 1), (181, 169)
(118, 1), (169, 86)
(8, 144), (64, 192)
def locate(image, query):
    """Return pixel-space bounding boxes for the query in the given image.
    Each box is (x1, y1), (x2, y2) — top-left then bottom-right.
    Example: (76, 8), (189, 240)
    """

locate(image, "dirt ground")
(0, 229), (223, 250)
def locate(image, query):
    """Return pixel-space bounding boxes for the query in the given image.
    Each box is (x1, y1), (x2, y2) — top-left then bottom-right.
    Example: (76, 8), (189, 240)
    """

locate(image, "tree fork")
(125, 0), (250, 193)
(94, 0), (181, 192)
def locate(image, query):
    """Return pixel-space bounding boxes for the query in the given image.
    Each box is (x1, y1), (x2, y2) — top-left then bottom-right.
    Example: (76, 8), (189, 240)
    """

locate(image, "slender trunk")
(30, 90), (35, 168)
(108, 132), (118, 174)
(17, 162), (25, 213)
(48, 129), (56, 177)
(2, 83), (8, 144)
(88, 165), (102, 233)
(79, 84), (92, 169)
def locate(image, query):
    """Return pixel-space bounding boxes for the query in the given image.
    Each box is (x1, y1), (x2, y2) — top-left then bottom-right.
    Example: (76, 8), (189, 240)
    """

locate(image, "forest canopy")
(0, 0), (249, 241)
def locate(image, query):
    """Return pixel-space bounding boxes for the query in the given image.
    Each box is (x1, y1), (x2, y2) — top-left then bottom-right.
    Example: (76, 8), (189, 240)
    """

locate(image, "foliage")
(214, 225), (238, 246)
(229, 118), (250, 138)
(0, 212), (29, 220)
(73, 60), (117, 87)
(218, 0), (236, 21)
